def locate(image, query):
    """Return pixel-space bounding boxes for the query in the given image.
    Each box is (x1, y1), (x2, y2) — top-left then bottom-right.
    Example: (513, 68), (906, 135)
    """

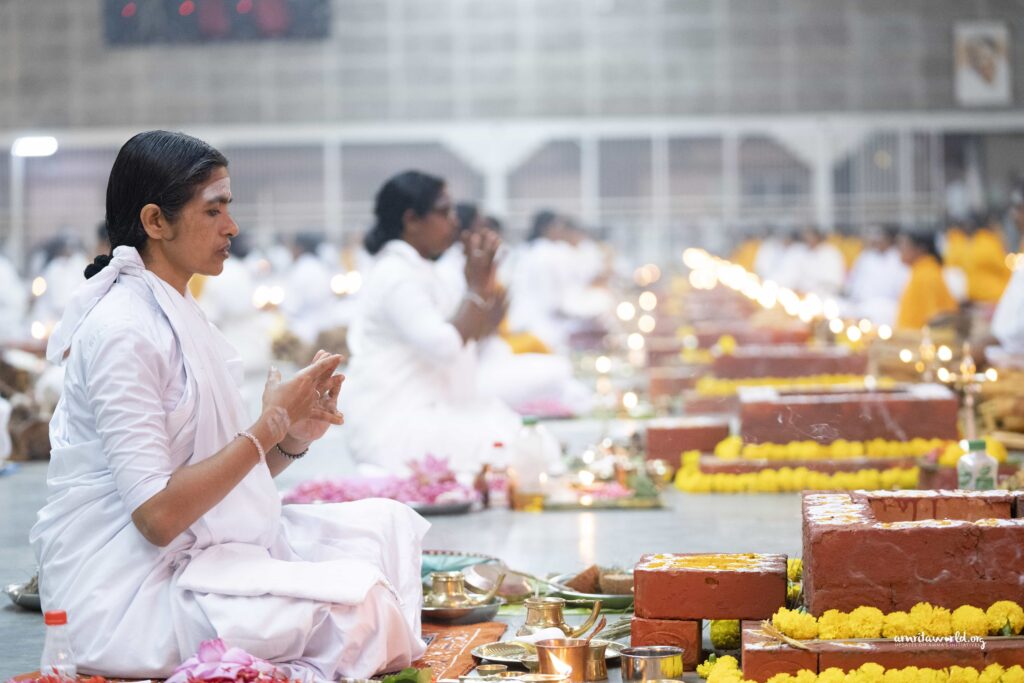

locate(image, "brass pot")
(516, 596), (603, 638)
(425, 571), (504, 608)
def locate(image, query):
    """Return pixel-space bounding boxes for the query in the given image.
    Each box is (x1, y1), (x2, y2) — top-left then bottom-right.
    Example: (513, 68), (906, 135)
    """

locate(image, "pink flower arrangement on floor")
(167, 638), (296, 683)
(283, 454), (479, 506)
(4, 640), (297, 683)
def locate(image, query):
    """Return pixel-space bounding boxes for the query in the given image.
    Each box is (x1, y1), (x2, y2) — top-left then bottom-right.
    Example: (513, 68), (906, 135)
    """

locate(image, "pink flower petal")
(197, 638), (228, 662)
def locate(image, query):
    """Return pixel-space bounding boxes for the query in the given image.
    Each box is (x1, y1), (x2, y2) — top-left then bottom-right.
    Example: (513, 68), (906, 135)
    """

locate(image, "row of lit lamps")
(681, 247), (895, 343)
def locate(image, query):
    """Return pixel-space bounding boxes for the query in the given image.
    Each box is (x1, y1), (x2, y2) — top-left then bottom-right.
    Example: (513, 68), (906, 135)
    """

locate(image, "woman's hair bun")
(84, 253), (112, 279)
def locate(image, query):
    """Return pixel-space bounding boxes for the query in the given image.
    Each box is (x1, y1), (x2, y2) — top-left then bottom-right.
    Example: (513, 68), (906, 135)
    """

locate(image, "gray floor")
(0, 421), (803, 677)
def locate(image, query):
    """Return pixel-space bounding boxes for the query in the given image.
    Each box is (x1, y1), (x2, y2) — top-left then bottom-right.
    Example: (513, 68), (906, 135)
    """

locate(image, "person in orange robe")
(896, 231), (958, 330)
(943, 224), (969, 270)
(730, 235), (761, 272)
(965, 215), (1011, 303)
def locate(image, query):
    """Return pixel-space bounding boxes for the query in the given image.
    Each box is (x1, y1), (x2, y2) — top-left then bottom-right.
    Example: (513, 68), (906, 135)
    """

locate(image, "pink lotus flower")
(167, 638), (289, 683)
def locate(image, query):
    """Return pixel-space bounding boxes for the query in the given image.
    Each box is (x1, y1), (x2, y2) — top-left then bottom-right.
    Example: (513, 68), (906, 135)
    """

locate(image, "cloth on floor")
(415, 620), (508, 680)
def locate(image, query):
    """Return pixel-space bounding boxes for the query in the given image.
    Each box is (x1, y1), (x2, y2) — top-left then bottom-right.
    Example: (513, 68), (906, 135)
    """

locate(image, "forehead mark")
(201, 176), (232, 203)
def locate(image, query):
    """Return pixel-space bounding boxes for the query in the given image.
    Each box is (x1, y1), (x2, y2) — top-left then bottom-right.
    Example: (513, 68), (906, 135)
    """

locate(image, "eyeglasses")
(431, 203), (455, 217)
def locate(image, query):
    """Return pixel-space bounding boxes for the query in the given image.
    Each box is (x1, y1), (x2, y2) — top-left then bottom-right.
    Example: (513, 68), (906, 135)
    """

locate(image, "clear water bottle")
(40, 610), (76, 680)
(509, 417), (558, 511)
(957, 439), (997, 491)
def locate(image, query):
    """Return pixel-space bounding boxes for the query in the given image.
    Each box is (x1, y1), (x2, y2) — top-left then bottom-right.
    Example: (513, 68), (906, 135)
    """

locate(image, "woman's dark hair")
(528, 210), (559, 241)
(294, 231), (324, 256)
(485, 215), (503, 234)
(364, 170), (444, 255)
(455, 202), (479, 234)
(86, 130), (228, 279)
(902, 230), (942, 261)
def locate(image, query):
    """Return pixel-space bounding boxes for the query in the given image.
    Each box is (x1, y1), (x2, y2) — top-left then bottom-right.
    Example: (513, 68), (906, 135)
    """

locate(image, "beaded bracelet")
(235, 430), (266, 464)
(464, 291), (491, 309)
(276, 443), (310, 460)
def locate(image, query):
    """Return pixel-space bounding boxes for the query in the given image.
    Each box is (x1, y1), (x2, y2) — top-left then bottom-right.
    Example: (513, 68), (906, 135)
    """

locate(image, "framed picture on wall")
(955, 21), (1012, 106)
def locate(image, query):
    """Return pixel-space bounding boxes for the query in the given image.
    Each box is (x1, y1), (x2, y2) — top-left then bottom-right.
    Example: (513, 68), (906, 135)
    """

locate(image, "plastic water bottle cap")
(521, 416), (538, 426)
(44, 611), (67, 626)
(966, 439), (987, 452)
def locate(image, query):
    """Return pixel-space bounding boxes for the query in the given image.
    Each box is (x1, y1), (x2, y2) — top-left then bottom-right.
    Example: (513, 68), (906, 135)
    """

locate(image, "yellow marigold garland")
(771, 601), (1024, 640)
(696, 656), (1024, 683)
(696, 374), (886, 397)
(674, 464), (919, 494)
(713, 435), (951, 462)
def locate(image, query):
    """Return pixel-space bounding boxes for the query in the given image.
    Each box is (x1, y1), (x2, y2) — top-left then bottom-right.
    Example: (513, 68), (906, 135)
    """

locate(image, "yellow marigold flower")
(716, 335), (737, 355)
(939, 442), (963, 467)
(881, 611), (916, 638)
(817, 609), (853, 639)
(817, 668), (846, 683)
(696, 654), (723, 679)
(947, 666), (981, 683)
(951, 605), (988, 637)
(987, 601), (1024, 634)
(793, 672), (817, 683)
(979, 664), (1005, 683)
(681, 450), (701, 472)
(772, 607), (819, 640)
(881, 667), (916, 683)
(710, 620), (741, 650)
(848, 606), (884, 638)
(714, 436), (743, 460)
(706, 671), (744, 683)
(854, 662), (886, 683)
(715, 655), (739, 670)
(706, 660), (746, 683)
(910, 602), (952, 636)
(765, 675), (795, 683)
(899, 466), (920, 488)
(1002, 665), (1024, 683)
(986, 437), (1008, 463)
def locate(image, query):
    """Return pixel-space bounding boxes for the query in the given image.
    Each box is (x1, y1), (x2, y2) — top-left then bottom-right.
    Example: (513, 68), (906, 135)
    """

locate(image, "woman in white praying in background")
(31, 131), (428, 681)
(341, 170), (521, 473)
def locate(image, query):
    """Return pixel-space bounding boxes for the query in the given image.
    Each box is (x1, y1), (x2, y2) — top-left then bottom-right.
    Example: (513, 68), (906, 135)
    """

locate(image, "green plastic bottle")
(956, 439), (997, 491)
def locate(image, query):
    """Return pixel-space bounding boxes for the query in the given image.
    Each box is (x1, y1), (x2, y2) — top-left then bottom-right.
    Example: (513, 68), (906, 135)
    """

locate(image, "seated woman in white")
(30, 131), (427, 681)
(341, 171), (521, 474)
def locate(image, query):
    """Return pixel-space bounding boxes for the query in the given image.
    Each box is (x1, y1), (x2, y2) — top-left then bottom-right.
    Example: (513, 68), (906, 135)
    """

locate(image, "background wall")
(1, 0), (1023, 265)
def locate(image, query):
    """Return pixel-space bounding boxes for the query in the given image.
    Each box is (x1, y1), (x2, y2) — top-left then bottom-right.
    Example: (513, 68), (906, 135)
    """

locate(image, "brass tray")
(422, 598), (504, 625)
(472, 639), (622, 665)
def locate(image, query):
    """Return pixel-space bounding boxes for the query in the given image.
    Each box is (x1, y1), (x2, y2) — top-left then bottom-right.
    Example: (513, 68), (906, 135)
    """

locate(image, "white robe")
(341, 240), (520, 473)
(282, 253), (339, 344)
(753, 238), (784, 280)
(0, 253), (27, 342)
(198, 258), (274, 374)
(843, 248), (908, 325)
(31, 247), (427, 680)
(992, 267), (1024, 355)
(32, 252), (89, 326)
(796, 242), (846, 297)
(767, 243), (808, 291)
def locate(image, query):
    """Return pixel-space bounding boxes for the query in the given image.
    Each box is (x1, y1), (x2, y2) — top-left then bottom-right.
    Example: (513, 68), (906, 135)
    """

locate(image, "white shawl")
(47, 246), (281, 548)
